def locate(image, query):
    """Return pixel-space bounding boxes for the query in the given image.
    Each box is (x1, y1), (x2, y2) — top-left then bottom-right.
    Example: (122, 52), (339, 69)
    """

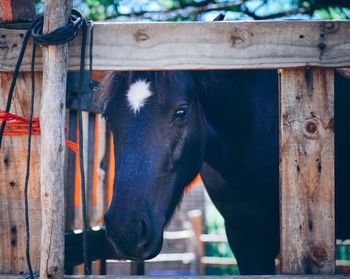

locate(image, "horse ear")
(213, 13), (225, 21)
(337, 68), (350, 80)
(92, 72), (131, 114)
(92, 72), (118, 113)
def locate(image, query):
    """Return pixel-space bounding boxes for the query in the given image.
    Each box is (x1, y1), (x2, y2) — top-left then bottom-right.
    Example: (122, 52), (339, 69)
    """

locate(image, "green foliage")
(35, 0), (350, 21)
(205, 194), (238, 275)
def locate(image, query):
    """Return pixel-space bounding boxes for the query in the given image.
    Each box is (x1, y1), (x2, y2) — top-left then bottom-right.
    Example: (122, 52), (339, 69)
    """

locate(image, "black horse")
(100, 70), (350, 275)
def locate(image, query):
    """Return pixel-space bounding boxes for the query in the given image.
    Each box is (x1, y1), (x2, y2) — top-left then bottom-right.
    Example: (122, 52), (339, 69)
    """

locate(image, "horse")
(99, 69), (350, 275)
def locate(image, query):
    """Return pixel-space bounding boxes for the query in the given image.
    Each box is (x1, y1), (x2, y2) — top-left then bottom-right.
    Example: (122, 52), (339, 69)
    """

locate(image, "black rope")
(0, 9), (93, 278)
(23, 41), (37, 279)
(88, 21), (98, 91)
(31, 10), (83, 46)
(77, 16), (90, 275)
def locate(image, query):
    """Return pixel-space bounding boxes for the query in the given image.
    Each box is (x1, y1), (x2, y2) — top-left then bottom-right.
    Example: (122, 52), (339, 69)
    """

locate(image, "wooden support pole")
(40, 1), (72, 279)
(130, 261), (145, 275)
(279, 68), (335, 274)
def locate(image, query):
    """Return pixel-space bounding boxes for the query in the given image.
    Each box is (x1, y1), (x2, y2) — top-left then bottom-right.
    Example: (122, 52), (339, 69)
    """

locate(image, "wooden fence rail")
(1, 21), (350, 71)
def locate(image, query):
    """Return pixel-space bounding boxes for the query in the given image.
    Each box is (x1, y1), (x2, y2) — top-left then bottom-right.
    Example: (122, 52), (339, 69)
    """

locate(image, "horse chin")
(142, 238), (163, 260)
(106, 232), (164, 261)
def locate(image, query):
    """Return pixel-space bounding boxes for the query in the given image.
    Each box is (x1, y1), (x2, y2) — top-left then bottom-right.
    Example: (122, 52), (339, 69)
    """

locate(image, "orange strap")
(185, 173), (201, 192)
(0, 110), (78, 153)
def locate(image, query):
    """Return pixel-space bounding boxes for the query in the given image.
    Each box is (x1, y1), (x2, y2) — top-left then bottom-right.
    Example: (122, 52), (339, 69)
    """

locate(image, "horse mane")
(93, 72), (123, 113)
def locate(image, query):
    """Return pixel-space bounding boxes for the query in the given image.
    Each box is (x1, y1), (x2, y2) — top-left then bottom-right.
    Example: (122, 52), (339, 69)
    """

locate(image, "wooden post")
(0, 1), (41, 274)
(279, 68), (335, 274)
(40, 1), (72, 279)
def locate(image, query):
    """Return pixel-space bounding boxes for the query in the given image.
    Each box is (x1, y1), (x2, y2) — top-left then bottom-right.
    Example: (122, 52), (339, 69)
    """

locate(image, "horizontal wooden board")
(1, 21), (350, 71)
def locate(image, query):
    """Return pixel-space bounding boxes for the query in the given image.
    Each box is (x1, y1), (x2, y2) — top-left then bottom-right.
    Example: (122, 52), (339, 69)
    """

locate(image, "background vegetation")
(35, 0), (350, 21)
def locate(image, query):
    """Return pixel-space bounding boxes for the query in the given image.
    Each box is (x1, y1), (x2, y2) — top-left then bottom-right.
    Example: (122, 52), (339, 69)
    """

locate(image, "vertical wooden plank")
(0, 72), (42, 273)
(130, 261), (144, 275)
(279, 68), (335, 274)
(92, 114), (107, 226)
(73, 112), (89, 229)
(0, 2), (39, 274)
(82, 111), (89, 193)
(87, 113), (96, 227)
(74, 120), (82, 230)
(65, 110), (77, 230)
(187, 210), (204, 275)
(40, 1), (72, 279)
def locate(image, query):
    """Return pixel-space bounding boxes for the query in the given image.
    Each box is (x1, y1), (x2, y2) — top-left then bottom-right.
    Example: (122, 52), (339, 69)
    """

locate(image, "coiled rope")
(0, 9), (93, 278)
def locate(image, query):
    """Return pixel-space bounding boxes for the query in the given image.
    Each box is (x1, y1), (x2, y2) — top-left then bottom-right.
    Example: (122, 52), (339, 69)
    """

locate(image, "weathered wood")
(0, 2), (39, 274)
(73, 119), (82, 230)
(87, 113), (95, 226)
(93, 114), (107, 226)
(279, 68), (335, 274)
(1, 21), (350, 71)
(0, 72), (42, 273)
(130, 261), (144, 275)
(0, 0), (35, 23)
(40, 1), (72, 279)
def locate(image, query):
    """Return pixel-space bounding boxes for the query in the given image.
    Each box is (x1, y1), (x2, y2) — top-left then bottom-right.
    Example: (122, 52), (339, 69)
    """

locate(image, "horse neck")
(199, 70), (270, 187)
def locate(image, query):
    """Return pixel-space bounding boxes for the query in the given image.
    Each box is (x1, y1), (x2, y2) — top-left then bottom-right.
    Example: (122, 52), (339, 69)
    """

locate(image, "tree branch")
(102, 0), (350, 21)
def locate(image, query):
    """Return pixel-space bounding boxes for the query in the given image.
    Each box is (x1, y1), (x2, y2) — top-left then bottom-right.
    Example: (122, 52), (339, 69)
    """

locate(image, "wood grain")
(0, 72), (42, 273)
(93, 114), (107, 226)
(39, 1), (72, 279)
(279, 68), (335, 274)
(1, 21), (350, 71)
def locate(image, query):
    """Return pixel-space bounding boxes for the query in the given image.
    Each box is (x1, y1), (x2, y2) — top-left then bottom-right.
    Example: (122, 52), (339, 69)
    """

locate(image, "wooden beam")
(1, 21), (350, 71)
(39, 1), (72, 279)
(279, 68), (335, 274)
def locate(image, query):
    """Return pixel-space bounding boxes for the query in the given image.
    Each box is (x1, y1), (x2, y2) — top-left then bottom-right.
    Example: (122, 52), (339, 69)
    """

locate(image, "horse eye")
(103, 114), (109, 122)
(174, 106), (189, 122)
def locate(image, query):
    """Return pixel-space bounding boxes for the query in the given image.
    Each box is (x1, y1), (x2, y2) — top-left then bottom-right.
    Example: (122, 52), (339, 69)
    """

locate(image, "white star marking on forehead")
(126, 80), (152, 114)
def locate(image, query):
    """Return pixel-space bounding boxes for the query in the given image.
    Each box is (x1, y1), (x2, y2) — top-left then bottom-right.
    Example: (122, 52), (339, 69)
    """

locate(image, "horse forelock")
(95, 71), (187, 114)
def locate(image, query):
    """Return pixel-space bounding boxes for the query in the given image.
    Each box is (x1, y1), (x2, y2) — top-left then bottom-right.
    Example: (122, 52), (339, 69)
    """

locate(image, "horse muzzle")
(104, 211), (163, 260)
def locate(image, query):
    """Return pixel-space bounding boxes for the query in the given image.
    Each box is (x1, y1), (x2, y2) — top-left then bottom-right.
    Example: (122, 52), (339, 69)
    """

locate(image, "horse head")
(101, 71), (206, 260)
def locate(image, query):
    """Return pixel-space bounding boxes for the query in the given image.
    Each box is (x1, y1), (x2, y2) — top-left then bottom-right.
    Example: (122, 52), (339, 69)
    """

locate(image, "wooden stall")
(1, 0), (350, 277)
